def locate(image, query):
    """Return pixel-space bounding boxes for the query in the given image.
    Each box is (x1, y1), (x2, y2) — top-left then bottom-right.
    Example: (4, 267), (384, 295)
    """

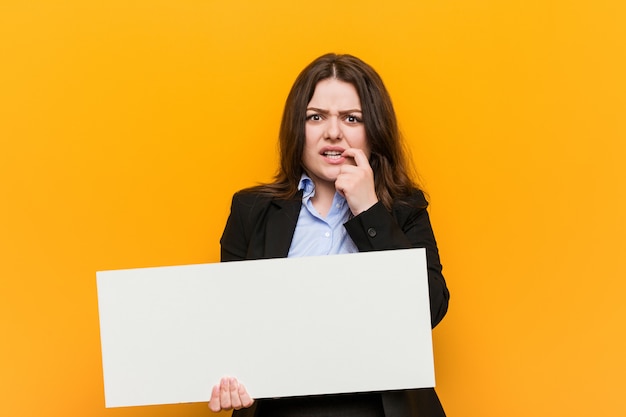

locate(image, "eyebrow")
(306, 107), (362, 114)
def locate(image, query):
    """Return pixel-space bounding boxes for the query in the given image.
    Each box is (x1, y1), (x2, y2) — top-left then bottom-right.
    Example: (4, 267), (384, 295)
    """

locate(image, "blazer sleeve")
(343, 191), (449, 328)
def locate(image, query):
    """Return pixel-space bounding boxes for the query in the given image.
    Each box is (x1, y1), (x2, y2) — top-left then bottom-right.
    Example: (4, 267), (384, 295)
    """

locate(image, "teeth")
(324, 151), (342, 157)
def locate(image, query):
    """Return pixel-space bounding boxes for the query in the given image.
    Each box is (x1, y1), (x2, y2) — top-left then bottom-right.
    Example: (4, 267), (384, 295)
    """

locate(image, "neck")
(311, 181), (336, 218)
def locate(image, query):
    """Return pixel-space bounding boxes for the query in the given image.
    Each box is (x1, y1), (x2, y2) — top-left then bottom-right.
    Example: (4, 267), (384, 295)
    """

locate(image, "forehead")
(307, 78), (361, 109)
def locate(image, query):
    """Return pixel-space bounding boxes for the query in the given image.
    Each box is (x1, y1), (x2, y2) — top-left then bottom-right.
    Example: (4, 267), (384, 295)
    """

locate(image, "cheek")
(303, 134), (316, 155)
(304, 126), (317, 147)
(353, 130), (370, 155)
(301, 136), (317, 165)
(306, 122), (325, 135)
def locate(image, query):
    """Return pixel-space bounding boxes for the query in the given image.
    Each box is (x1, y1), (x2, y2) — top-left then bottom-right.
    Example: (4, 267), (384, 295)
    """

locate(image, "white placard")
(96, 248), (434, 408)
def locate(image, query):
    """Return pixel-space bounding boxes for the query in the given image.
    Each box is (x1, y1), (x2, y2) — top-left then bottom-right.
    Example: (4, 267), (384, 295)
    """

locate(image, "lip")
(319, 146), (346, 164)
(320, 146), (346, 154)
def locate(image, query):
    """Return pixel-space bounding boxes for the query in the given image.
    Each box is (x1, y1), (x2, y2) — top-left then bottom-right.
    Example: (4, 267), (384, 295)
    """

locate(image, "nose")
(324, 116), (342, 140)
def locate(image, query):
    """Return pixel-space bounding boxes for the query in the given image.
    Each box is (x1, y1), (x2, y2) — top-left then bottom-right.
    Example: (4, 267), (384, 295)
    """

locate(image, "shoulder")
(389, 188), (430, 225)
(229, 186), (301, 216)
(227, 188), (276, 222)
(231, 187), (273, 207)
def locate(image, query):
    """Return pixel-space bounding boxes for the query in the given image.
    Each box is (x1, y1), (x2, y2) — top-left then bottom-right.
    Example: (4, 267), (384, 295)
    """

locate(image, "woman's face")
(302, 78), (370, 190)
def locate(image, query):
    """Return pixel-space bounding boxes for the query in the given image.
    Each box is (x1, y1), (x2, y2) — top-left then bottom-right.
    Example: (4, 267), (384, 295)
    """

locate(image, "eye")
(306, 114), (322, 121)
(345, 114), (362, 123)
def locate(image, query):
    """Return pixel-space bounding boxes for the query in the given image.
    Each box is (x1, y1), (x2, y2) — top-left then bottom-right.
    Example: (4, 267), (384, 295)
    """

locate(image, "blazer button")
(367, 228), (377, 237)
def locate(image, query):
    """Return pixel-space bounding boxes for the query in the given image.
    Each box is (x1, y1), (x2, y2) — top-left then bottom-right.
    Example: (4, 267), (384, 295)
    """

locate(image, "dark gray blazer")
(220, 188), (450, 417)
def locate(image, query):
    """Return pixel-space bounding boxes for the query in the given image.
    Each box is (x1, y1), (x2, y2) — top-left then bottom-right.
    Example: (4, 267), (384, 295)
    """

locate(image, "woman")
(209, 53), (450, 417)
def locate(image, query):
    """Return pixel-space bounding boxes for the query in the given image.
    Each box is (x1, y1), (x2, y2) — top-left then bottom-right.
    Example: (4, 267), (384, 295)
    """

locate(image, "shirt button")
(324, 232), (330, 238)
(367, 228), (377, 237)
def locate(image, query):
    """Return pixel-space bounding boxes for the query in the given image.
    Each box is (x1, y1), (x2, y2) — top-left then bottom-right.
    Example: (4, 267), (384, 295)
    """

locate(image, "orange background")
(1, 1), (625, 416)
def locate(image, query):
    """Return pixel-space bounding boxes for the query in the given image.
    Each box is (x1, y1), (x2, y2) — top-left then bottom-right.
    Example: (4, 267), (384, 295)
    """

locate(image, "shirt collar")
(297, 173), (316, 199)
(297, 174), (348, 211)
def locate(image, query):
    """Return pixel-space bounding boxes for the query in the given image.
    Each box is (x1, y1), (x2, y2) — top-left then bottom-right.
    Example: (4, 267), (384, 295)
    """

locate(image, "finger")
(342, 148), (370, 167)
(239, 383), (255, 408)
(340, 148), (359, 166)
(334, 175), (347, 196)
(229, 377), (243, 409)
(208, 384), (221, 412)
(338, 164), (358, 176)
(219, 377), (232, 409)
(337, 165), (369, 189)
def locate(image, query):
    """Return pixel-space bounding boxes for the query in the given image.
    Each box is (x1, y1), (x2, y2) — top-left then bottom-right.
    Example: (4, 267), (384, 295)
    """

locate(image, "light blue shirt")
(287, 175), (358, 258)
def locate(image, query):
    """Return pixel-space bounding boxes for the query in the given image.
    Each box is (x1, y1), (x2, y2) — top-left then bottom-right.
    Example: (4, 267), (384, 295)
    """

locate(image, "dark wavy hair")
(254, 53), (421, 210)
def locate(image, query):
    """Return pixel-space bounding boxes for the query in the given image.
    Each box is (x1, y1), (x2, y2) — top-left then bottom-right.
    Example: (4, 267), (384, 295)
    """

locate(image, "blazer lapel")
(263, 194), (302, 258)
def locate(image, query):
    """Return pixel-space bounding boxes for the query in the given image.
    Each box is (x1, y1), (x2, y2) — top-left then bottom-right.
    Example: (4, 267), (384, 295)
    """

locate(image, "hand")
(335, 148), (378, 216)
(208, 376), (254, 413)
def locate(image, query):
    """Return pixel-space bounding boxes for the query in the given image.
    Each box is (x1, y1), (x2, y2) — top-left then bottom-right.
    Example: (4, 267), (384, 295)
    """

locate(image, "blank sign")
(96, 248), (434, 408)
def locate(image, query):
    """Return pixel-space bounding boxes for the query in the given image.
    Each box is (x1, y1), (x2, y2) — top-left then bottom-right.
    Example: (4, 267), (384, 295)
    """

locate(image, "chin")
(311, 174), (338, 186)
